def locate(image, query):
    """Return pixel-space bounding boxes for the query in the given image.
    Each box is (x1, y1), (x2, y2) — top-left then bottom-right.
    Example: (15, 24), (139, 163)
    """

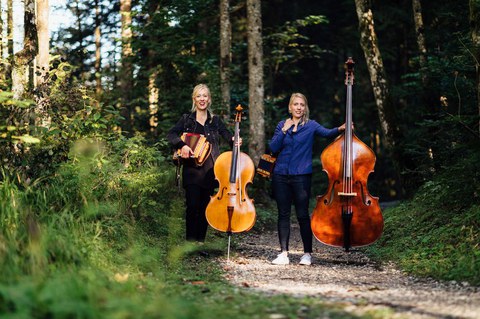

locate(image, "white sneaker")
(271, 252), (289, 265)
(299, 253), (312, 265)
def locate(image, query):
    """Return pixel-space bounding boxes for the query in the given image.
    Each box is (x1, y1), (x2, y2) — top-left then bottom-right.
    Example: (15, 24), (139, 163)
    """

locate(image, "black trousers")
(184, 184), (212, 242)
(272, 174), (313, 253)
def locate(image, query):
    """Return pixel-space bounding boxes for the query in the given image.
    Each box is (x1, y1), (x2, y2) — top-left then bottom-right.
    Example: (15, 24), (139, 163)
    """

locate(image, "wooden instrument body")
(311, 133), (384, 247)
(311, 57), (383, 250)
(205, 105), (256, 234)
(206, 151), (256, 233)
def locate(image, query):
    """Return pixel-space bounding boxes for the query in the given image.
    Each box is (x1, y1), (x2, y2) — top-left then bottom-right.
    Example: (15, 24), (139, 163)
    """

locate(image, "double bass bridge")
(337, 191), (357, 196)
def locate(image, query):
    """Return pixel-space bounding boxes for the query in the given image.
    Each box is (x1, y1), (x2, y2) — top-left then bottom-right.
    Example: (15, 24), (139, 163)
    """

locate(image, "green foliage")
(264, 15), (329, 78)
(367, 152), (480, 285)
(0, 57), (123, 183)
(0, 134), (378, 319)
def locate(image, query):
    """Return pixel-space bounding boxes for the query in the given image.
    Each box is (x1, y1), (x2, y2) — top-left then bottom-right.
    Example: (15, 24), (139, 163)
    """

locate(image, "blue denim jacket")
(269, 119), (340, 175)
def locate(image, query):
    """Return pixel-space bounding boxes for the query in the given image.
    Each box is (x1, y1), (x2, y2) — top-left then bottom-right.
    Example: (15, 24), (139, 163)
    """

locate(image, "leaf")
(12, 135), (41, 144)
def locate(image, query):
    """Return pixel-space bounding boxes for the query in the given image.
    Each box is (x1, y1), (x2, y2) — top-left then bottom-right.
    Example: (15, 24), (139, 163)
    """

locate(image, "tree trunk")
(0, 0), (4, 86)
(354, 0), (413, 197)
(470, 0), (480, 136)
(0, 0), (3, 58)
(120, 0), (133, 135)
(219, 0), (232, 118)
(94, 0), (102, 99)
(34, 0), (51, 128)
(246, 0), (265, 165)
(412, 0), (427, 68)
(8, 0), (13, 57)
(146, 1), (160, 135)
(148, 70), (159, 134)
(12, 0), (38, 99)
(35, 0), (49, 87)
(354, 0), (397, 149)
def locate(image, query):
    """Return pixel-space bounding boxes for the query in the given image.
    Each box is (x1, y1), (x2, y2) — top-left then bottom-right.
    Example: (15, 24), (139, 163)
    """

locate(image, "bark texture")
(34, 0), (51, 128)
(94, 0), (102, 98)
(247, 0), (265, 165)
(354, 0), (397, 149)
(412, 0), (427, 67)
(120, 0), (133, 135)
(470, 0), (480, 135)
(219, 0), (232, 118)
(12, 0), (38, 99)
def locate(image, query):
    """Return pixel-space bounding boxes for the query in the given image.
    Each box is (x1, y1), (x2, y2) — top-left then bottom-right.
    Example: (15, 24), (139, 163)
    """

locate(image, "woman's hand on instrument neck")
(232, 136), (243, 146)
(338, 122), (353, 133)
(180, 145), (194, 158)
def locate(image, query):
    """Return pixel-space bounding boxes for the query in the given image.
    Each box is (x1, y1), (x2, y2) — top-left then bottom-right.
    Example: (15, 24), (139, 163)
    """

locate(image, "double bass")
(205, 105), (256, 252)
(311, 58), (384, 251)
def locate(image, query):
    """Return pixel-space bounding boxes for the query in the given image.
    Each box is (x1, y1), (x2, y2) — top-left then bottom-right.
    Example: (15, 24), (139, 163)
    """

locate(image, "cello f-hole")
(217, 187), (227, 200)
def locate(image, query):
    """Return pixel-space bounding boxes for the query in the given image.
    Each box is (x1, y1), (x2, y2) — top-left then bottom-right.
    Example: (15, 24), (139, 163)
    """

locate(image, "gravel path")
(219, 224), (480, 319)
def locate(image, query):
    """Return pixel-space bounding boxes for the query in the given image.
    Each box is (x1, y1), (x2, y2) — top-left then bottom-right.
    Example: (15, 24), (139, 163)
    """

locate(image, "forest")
(0, 0), (479, 318)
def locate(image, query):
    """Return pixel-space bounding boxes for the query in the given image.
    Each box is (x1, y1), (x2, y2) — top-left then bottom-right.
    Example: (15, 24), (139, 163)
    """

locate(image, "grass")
(0, 150), (381, 319)
(1, 137), (478, 318)
(366, 201), (480, 285)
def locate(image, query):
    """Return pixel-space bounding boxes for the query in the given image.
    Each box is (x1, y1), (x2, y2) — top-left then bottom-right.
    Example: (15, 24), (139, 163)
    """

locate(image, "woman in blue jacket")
(269, 93), (345, 265)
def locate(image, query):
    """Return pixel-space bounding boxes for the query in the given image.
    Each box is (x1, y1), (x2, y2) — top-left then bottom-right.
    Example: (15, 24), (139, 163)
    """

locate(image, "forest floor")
(218, 224), (480, 319)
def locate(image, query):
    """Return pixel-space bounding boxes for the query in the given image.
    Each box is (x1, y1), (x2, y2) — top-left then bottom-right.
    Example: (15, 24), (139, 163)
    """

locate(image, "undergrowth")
(1, 131), (478, 318)
(366, 153), (480, 285)
(0, 136), (378, 319)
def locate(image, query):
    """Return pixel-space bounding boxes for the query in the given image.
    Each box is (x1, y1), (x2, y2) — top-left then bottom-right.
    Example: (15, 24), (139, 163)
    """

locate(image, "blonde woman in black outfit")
(167, 84), (234, 242)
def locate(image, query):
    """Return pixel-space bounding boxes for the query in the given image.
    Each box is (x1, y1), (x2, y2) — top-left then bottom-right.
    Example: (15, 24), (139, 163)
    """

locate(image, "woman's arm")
(269, 121), (286, 153)
(314, 121), (340, 138)
(167, 115), (187, 149)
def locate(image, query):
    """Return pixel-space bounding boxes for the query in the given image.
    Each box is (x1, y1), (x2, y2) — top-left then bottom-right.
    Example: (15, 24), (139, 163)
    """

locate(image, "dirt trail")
(219, 224), (480, 319)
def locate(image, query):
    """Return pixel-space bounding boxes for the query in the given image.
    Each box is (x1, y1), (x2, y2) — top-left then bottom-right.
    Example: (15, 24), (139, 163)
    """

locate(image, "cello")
(311, 58), (384, 251)
(205, 105), (256, 257)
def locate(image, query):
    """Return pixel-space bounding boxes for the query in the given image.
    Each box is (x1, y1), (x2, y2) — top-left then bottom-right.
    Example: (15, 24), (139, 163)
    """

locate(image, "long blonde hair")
(289, 92), (310, 125)
(191, 84), (213, 118)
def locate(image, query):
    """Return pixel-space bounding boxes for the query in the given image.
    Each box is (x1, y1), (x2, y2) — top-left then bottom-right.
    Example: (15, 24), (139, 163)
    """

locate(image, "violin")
(311, 58), (384, 251)
(205, 105), (256, 234)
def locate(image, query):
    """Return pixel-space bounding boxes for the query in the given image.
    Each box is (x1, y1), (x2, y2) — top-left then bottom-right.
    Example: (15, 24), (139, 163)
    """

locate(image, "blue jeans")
(272, 174), (312, 253)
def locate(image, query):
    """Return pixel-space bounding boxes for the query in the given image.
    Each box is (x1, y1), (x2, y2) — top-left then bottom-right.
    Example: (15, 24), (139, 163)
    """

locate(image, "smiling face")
(289, 97), (306, 120)
(288, 93), (310, 123)
(192, 87), (211, 111)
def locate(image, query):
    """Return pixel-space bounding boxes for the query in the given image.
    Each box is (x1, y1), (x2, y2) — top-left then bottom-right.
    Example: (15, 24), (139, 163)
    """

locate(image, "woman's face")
(289, 97), (306, 120)
(193, 88), (210, 111)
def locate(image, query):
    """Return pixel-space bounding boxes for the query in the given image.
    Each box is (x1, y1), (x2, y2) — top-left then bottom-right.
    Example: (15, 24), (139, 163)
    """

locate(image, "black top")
(182, 121), (215, 189)
(167, 112), (233, 190)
